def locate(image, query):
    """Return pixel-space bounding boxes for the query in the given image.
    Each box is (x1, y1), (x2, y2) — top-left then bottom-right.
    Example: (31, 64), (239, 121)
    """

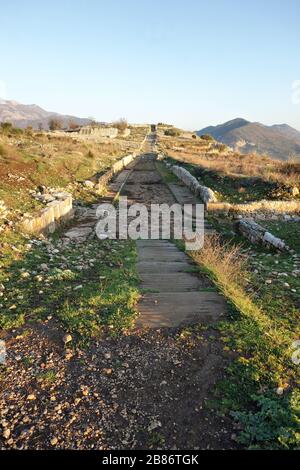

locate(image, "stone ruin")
(21, 192), (73, 234)
(237, 219), (287, 251)
(79, 126), (118, 139)
(160, 155), (293, 251)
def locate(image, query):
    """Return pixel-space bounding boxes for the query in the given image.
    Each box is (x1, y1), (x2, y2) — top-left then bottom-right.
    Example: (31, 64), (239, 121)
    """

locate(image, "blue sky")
(0, 0), (300, 130)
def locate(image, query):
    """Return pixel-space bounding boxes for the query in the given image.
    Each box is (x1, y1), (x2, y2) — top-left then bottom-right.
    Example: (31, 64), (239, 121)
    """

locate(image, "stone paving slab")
(136, 238), (227, 328)
(135, 239), (171, 247)
(139, 272), (202, 292)
(63, 226), (93, 241)
(167, 183), (200, 205)
(137, 261), (193, 273)
(127, 171), (162, 184)
(137, 248), (188, 262)
(109, 170), (131, 192)
(136, 292), (227, 328)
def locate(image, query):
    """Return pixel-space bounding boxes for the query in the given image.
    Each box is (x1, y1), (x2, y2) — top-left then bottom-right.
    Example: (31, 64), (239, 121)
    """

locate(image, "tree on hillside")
(25, 126), (33, 135)
(0, 122), (13, 133)
(88, 117), (98, 126)
(68, 120), (78, 130)
(164, 128), (180, 137)
(112, 118), (128, 132)
(0, 122), (23, 136)
(48, 118), (63, 131)
(200, 134), (214, 141)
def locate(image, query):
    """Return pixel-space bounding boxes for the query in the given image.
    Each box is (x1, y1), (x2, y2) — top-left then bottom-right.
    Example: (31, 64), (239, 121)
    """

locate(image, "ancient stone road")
(111, 135), (227, 328)
(62, 133), (227, 328)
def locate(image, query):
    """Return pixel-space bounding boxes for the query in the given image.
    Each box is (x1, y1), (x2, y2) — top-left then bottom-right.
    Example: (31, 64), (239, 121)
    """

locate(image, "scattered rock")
(73, 285), (83, 291)
(288, 186), (299, 197)
(40, 263), (49, 271)
(27, 394), (36, 401)
(237, 219), (287, 251)
(81, 387), (89, 396)
(63, 334), (73, 345)
(147, 419), (162, 432)
(83, 180), (95, 189)
(65, 349), (74, 360)
(50, 437), (58, 446)
(3, 429), (11, 440)
(21, 272), (30, 279)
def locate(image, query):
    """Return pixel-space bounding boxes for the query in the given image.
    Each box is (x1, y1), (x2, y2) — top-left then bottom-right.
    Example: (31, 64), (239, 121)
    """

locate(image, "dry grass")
(0, 126), (148, 212)
(191, 234), (248, 288)
(112, 118), (128, 132)
(187, 235), (300, 450)
(159, 135), (300, 188)
(187, 234), (295, 363)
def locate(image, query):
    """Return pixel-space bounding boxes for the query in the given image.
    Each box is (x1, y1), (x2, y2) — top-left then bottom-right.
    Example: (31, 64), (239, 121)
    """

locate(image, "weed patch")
(0, 233), (140, 342)
(184, 235), (300, 449)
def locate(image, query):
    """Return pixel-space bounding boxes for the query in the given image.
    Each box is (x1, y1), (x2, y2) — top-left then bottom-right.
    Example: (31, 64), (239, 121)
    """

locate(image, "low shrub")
(217, 143), (227, 152)
(164, 128), (181, 137)
(0, 122), (23, 136)
(49, 118), (63, 131)
(87, 150), (95, 159)
(232, 391), (300, 449)
(200, 134), (214, 141)
(0, 144), (7, 157)
(188, 235), (299, 449)
(112, 118), (128, 132)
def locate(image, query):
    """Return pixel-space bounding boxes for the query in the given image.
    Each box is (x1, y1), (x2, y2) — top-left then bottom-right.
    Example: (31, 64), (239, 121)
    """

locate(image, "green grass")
(0, 149), (114, 213)
(0, 231), (140, 342)
(0, 184), (43, 215)
(161, 155), (292, 204)
(207, 217), (300, 331)
(175, 235), (300, 449)
(36, 369), (57, 385)
(0, 126), (148, 337)
(247, 251), (299, 331)
(0, 127), (148, 213)
(180, 162), (276, 203)
(262, 220), (300, 252)
(155, 160), (179, 183)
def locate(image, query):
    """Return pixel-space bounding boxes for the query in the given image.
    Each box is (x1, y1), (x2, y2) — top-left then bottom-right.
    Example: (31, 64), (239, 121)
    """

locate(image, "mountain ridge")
(196, 118), (300, 161)
(0, 100), (91, 129)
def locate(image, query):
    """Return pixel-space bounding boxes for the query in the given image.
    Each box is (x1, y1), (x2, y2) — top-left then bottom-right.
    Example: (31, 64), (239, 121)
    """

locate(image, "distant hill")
(196, 118), (300, 161)
(0, 100), (91, 130)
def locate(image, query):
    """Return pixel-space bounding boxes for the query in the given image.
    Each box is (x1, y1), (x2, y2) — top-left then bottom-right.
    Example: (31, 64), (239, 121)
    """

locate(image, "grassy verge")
(207, 216), (300, 330)
(191, 167), (276, 203)
(158, 134), (300, 447)
(0, 230), (139, 343)
(181, 235), (299, 449)
(157, 147), (299, 447)
(0, 126), (148, 340)
(262, 220), (300, 252)
(155, 161), (179, 183)
(162, 156), (290, 203)
(158, 132), (300, 189)
(0, 126), (148, 214)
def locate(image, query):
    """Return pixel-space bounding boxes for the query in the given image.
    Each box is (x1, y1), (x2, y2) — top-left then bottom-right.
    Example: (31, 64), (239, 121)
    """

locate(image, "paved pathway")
(117, 135), (227, 328)
(63, 133), (227, 328)
(136, 239), (226, 328)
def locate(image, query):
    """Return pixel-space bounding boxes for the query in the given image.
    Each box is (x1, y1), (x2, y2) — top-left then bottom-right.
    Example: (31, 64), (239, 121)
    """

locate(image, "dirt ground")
(0, 320), (238, 450)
